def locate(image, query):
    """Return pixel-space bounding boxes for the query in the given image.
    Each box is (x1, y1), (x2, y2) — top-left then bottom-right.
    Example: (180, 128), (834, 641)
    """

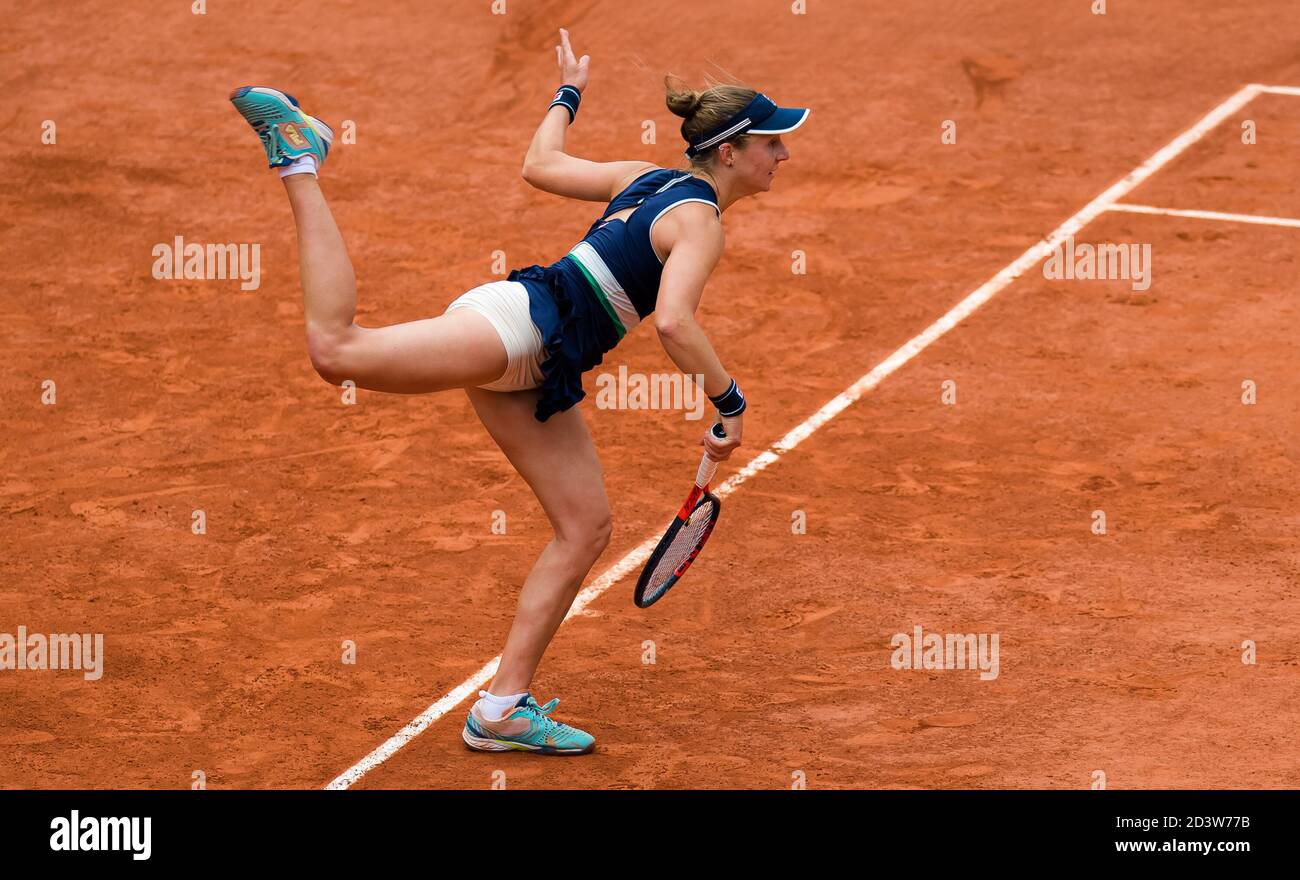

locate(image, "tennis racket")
(633, 422), (727, 608)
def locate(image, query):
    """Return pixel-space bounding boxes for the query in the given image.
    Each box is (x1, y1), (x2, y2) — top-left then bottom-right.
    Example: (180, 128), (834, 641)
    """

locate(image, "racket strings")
(644, 499), (718, 602)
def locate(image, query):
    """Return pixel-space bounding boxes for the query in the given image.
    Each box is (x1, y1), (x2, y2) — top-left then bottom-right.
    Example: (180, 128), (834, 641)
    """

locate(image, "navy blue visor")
(684, 93), (810, 158)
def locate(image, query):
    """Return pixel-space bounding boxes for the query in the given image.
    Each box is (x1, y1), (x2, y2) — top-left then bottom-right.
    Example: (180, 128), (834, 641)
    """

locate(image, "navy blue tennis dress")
(507, 167), (720, 422)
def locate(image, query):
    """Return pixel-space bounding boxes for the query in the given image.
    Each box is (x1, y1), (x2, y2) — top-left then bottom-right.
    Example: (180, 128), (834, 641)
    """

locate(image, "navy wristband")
(549, 85), (581, 123)
(709, 378), (746, 417)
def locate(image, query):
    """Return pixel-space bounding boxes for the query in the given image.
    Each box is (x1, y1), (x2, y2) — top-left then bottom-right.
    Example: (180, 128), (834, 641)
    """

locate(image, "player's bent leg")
(279, 174), (511, 392)
(238, 92), (509, 392)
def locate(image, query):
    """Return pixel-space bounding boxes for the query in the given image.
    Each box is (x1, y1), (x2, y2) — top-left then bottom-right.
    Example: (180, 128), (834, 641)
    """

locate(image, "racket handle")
(696, 422), (727, 487)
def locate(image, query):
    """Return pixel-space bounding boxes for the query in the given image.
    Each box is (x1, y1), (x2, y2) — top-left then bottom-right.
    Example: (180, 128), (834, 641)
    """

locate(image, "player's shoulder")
(608, 162), (665, 200)
(664, 199), (723, 233)
(656, 200), (725, 259)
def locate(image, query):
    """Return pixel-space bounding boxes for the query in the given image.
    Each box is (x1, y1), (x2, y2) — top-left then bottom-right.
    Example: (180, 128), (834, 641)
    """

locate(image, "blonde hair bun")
(665, 84), (704, 119)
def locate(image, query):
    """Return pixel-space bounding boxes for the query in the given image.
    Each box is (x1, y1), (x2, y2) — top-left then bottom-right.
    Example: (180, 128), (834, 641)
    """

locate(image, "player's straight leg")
(465, 387), (613, 694)
(282, 174), (508, 392)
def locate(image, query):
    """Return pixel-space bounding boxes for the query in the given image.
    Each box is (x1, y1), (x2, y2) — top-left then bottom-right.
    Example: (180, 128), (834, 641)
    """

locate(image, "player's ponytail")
(664, 75), (757, 167)
(665, 79), (705, 119)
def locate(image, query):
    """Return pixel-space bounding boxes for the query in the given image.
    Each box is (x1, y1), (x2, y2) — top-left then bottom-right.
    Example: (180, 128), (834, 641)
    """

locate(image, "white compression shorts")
(444, 280), (546, 392)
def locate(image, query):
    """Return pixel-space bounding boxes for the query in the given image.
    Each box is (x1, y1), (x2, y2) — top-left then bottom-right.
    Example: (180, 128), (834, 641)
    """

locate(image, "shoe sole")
(230, 86), (333, 139)
(229, 85), (300, 114)
(462, 726), (595, 756)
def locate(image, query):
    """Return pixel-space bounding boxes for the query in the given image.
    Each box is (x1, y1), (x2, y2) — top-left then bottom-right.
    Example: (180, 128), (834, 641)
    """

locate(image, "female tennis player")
(230, 28), (807, 755)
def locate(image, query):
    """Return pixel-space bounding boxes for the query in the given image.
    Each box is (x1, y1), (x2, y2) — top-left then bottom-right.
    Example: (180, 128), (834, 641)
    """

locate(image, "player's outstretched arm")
(521, 28), (657, 202)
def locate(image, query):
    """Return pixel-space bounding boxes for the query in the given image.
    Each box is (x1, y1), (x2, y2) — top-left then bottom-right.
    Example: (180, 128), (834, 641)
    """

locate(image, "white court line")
(1255, 84), (1300, 97)
(323, 82), (1272, 790)
(1108, 203), (1300, 229)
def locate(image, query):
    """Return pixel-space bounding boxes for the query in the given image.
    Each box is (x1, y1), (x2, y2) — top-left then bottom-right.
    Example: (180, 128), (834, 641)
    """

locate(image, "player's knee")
(306, 325), (351, 386)
(559, 512), (612, 561)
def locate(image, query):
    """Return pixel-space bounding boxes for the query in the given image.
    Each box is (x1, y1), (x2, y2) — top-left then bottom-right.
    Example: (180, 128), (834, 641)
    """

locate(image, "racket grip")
(696, 422), (726, 487)
(696, 454), (718, 488)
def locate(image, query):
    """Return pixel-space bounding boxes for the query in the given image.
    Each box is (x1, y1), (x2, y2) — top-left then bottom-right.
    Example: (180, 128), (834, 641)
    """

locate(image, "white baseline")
(1107, 202), (1300, 229)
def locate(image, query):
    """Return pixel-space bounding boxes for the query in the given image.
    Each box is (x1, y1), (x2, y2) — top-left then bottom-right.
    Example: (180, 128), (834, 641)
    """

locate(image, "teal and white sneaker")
(229, 85), (333, 169)
(463, 694), (596, 756)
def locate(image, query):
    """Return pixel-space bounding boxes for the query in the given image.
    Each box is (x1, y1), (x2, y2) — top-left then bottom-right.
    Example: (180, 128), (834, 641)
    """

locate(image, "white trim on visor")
(747, 107), (810, 135)
(690, 117), (754, 153)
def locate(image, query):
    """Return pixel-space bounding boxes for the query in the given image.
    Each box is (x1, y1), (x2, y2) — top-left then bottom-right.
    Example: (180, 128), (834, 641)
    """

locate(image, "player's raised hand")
(555, 28), (589, 92)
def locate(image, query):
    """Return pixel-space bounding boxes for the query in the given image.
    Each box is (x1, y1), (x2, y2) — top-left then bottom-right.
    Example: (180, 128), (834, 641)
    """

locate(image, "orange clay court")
(2, 1), (1298, 789)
